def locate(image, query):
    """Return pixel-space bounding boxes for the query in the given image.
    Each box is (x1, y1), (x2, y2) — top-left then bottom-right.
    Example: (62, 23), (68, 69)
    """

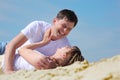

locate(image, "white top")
(2, 21), (71, 70)
(21, 21), (70, 56)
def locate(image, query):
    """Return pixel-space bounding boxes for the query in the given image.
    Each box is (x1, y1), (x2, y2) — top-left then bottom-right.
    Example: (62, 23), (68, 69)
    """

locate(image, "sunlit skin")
(50, 17), (75, 40)
(41, 17), (75, 45)
(52, 46), (73, 65)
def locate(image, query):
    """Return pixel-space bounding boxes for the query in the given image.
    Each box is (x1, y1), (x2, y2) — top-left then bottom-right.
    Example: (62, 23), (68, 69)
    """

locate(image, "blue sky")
(0, 0), (120, 62)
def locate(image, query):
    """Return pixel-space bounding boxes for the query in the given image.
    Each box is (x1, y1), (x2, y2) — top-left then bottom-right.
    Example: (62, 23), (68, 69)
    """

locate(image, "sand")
(0, 55), (120, 80)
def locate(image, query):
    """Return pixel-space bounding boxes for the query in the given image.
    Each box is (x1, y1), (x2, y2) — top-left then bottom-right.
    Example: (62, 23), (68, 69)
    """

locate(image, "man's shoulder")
(29, 20), (50, 26)
(35, 20), (51, 28)
(35, 20), (50, 25)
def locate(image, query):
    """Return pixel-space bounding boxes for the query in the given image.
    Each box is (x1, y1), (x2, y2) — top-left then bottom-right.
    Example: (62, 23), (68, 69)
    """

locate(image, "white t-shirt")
(2, 21), (71, 70)
(21, 21), (70, 56)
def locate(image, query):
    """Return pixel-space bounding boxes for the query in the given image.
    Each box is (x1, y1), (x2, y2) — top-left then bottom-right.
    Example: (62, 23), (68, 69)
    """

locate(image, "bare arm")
(18, 41), (56, 69)
(19, 47), (50, 69)
(18, 28), (56, 69)
(18, 41), (48, 68)
(22, 27), (52, 49)
(4, 33), (27, 73)
(20, 40), (48, 50)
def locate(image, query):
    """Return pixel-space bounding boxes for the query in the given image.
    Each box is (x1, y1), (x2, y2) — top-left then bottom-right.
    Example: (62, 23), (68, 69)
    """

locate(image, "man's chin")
(51, 37), (61, 41)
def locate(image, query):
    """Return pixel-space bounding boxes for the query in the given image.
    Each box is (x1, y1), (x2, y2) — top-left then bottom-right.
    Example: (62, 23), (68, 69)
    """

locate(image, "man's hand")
(41, 28), (52, 45)
(35, 56), (56, 69)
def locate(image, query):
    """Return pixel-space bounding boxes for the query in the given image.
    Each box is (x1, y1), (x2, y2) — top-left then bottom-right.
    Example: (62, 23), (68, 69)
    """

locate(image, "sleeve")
(21, 21), (38, 39)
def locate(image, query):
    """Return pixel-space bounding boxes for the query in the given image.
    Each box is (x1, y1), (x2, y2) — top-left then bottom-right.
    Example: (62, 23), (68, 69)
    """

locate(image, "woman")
(2, 45), (84, 71)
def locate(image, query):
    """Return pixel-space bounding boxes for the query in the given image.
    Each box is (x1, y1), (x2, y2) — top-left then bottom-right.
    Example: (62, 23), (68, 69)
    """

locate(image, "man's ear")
(52, 18), (58, 23)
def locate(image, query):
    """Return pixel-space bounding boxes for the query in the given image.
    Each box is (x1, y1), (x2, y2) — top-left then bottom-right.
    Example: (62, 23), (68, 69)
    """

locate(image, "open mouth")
(52, 30), (64, 40)
(57, 30), (64, 37)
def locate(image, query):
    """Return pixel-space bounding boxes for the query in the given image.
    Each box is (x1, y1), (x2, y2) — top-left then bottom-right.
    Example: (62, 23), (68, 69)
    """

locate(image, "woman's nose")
(62, 54), (66, 58)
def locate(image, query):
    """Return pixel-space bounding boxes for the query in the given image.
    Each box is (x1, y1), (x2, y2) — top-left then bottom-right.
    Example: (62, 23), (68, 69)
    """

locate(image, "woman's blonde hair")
(67, 46), (84, 65)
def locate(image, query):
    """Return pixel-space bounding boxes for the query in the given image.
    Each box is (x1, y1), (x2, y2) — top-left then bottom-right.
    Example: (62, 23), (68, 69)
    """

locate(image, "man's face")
(51, 17), (75, 40)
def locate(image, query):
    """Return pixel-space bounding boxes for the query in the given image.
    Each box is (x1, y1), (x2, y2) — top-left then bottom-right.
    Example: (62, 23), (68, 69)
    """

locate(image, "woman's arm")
(20, 41), (47, 50)
(19, 47), (49, 69)
(20, 27), (51, 50)
(18, 41), (56, 69)
(4, 33), (27, 73)
(18, 28), (54, 69)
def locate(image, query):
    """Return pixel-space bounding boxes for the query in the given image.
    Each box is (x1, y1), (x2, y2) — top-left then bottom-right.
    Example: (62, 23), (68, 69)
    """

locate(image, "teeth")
(55, 33), (57, 37)
(60, 31), (64, 35)
(57, 32), (59, 36)
(56, 31), (60, 36)
(54, 32), (59, 38)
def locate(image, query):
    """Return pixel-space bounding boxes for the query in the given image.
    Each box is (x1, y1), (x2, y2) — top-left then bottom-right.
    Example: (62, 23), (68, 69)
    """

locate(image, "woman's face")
(51, 17), (74, 40)
(54, 46), (73, 65)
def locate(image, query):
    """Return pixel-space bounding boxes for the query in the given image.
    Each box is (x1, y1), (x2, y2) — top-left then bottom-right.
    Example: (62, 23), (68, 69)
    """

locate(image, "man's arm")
(4, 33), (27, 73)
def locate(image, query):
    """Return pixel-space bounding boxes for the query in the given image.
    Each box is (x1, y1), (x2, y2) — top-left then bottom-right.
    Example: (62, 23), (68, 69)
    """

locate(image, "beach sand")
(0, 55), (120, 80)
